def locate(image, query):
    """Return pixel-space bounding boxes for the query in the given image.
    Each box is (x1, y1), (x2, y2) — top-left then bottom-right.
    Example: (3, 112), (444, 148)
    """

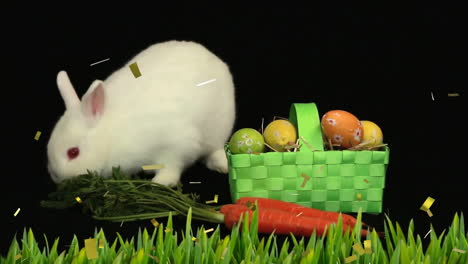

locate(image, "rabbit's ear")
(57, 71), (80, 109)
(81, 81), (105, 121)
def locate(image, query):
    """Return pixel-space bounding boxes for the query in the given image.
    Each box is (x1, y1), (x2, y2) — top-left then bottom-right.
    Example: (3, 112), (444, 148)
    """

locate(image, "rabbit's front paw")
(151, 169), (181, 187)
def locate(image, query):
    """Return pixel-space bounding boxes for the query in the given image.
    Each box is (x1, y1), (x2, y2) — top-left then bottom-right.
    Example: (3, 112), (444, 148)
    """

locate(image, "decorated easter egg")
(229, 128), (265, 154)
(321, 110), (362, 149)
(263, 119), (297, 152)
(360, 120), (383, 147)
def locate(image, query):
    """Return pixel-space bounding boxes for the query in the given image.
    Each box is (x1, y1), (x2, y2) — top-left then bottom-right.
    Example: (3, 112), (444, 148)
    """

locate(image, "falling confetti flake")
(296, 212), (303, 217)
(364, 240), (372, 254)
(34, 131), (41, 141)
(84, 238), (98, 259)
(14, 254), (21, 260)
(189, 181), (201, 184)
(453, 248), (466, 254)
(129, 62), (142, 78)
(99, 239), (105, 248)
(204, 228), (214, 234)
(90, 58), (110, 66)
(75, 197), (82, 203)
(13, 208), (21, 217)
(420, 196), (435, 216)
(431, 92), (435, 101)
(206, 194), (219, 204)
(345, 255), (357, 263)
(424, 229), (432, 239)
(448, 93), (460, 97)
(353, 243), (365, 255)
(142, 164), (164, 170)
(196, 79), (216, 86)
(426, 209), (433, 217)
(151, 218), (159, 228)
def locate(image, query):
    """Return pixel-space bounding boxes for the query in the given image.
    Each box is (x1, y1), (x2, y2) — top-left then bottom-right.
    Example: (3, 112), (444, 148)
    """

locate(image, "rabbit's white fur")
(47, 40), (236, 186)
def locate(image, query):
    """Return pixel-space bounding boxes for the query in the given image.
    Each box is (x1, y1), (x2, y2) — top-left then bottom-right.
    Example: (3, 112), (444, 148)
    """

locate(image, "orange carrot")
(220, 204), (371, 237)
(236, 197), (369, 228)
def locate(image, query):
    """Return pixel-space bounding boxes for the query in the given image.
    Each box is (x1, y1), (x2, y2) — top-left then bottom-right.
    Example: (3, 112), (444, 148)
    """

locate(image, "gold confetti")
(192, 237), (199, 242)
(120, 221), (124, 227)
(363, 179), (369, 183)
(426, 209), (433, 217)
(142, 164), (164, 170)
(148, 254), (160, 262)
(204, 228), (214, 234)
(357, 193), (362, 201)
(296, 212), (303, 217)
(151, 218), (159, 228)
(75, 197), (82, 203)
(14, 254), (21, 260)
(165, 227), (172, 233)
(448, 93), (460, 97)
(189, 181), (201, 184)
(13, 208), (21, 217)
(420, 196), (435, 211)
(205, 194), (219, 204)
(301, 173), (310, 188)
(34, 131), (41, 141)
(364, 240), (372, 254)
(345, 255), (357, 263)
(353, 243), (365, 255)
(99, 239), (105, 248)
(129, 62), (142, 78)
(453, 248), (466, 254)
(84, 238), (98, 259)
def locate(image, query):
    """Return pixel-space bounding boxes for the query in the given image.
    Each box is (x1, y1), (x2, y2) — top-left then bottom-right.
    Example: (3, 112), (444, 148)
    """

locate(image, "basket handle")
(288, 103), (325, 152)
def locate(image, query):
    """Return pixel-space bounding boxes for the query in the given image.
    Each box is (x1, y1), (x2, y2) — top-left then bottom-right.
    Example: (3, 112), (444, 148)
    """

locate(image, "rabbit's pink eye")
(67, 147), (80, 160)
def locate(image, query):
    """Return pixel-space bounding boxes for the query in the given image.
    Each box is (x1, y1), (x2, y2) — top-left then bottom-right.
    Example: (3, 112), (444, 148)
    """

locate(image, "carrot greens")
(40, 167), (224, 223)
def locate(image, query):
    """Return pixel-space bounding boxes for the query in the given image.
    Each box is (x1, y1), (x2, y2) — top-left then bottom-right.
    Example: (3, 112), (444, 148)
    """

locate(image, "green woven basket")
(225, 102), (390, 214)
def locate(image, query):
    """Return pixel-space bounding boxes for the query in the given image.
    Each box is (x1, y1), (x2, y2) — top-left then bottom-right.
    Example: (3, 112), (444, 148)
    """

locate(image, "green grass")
(2, 208), (467, 263)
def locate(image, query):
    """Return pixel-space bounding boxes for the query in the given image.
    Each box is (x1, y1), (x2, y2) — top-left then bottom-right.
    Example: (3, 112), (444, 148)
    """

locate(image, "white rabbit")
(47, 40), (236, 187)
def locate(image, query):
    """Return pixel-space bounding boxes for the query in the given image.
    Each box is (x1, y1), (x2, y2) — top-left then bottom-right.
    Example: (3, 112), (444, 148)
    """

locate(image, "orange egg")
(321, 110), (363, 149)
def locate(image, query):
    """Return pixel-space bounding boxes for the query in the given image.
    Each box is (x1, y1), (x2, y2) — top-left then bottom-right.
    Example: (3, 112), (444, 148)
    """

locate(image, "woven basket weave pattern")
(227, 147), (389, 213)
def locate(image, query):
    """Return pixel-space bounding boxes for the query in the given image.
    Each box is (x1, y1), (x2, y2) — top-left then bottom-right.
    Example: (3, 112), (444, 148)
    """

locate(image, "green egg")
(229, 128), (265, 154)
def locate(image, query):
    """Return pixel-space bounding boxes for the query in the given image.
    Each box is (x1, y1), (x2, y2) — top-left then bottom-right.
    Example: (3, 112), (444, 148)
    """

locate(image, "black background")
(1, 3), (465, 257)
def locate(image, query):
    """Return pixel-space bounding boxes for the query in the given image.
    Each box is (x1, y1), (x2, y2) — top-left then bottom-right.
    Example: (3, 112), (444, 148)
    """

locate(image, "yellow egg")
(263, 120), (297, 152)
(360, 120), (383, 146)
